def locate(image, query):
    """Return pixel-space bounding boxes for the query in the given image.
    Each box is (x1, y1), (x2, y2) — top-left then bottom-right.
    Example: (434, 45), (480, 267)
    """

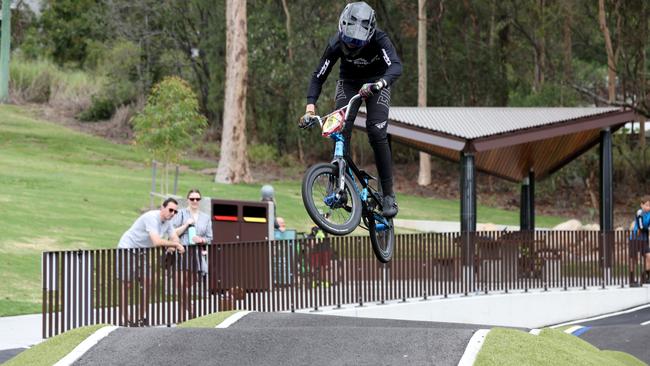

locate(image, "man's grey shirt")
(118, 210), (174, 249)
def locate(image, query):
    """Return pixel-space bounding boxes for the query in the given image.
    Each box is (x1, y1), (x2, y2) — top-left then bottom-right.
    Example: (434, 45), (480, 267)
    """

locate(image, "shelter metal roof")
(380, 107), (621, 139)
(355, 107), (635, 182)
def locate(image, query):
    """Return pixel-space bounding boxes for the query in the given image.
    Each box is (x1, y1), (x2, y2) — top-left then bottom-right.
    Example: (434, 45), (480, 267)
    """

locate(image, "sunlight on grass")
(177, 310), (238, 328)
(2, 324), (107, 366)
(475, 328), (645, 366)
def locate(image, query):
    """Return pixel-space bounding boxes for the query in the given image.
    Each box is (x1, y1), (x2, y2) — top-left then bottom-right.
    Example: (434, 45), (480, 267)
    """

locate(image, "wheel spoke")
(310, 170), (356, 227)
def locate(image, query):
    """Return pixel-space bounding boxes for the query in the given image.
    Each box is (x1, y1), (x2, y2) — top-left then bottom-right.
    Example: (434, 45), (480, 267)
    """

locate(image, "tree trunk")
(562, 1), (572, 82)
(598, 0), (617, 103)
(533, 0), (545, 92)
(639, 2), (647, 147)
(215, 0), (252, 184)
(462, 0), (479, 105)
(281, 0), (293, 62)
(416, 0), (431, 186)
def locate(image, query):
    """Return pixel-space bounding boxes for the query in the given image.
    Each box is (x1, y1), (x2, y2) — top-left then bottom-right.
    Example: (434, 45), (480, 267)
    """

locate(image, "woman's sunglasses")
(188, 197), (201, 202)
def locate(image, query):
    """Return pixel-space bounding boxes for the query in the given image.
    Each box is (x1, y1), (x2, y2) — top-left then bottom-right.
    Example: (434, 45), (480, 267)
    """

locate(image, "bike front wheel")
(302, 163), (362, 236)
(365, 212), (395, 263)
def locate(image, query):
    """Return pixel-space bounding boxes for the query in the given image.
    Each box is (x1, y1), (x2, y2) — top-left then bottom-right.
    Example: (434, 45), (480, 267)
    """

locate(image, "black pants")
(334, 79), (394, 196)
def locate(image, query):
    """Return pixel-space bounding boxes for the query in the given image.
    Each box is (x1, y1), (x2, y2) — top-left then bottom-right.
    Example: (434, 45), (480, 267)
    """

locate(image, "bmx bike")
(300, 93), (395, 263)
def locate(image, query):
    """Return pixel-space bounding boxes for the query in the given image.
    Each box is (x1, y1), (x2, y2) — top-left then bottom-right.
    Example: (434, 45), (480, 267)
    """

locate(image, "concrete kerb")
(458, 329), (491, 366)
(53, 326), (118, 366)
(297, 285), (650, 329)
(215, 311), (251, 328)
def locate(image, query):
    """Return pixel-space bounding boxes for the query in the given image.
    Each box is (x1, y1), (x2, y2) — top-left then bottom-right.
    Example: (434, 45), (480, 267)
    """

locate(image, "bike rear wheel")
(302, 163), (362, 236)
(364, 212), (395, 263)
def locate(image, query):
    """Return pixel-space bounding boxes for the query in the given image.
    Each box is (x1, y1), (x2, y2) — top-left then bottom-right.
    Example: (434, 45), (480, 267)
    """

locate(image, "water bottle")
(188, 224), (197, 244)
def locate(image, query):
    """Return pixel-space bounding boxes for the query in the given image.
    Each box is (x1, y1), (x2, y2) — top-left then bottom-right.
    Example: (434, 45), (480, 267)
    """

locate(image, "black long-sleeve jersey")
(306, 29), (402, 105)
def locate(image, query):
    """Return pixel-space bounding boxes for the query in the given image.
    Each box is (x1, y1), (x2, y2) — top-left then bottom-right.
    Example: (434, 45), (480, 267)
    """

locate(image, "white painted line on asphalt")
(53, 326), (118, 366)
(640, 320), (650, 326)
(458, 329), (490, 366)
(550, 304), (650, 328)
(216, 311), (252, 328)
(564, 326), (583, 334)
(529, 329), (541, 336)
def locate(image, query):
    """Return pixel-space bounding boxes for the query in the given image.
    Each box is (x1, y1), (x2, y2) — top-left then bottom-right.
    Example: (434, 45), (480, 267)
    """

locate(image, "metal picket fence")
(42, 230), (646, 338)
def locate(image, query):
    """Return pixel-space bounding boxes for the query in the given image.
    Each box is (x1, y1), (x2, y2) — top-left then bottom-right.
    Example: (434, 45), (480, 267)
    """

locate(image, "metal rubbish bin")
(211, 199), (273, 292)
(211, 199), (273, 243)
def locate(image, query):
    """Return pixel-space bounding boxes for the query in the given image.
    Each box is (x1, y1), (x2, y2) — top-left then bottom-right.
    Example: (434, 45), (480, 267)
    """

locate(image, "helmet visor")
(340, 33), (368, 48)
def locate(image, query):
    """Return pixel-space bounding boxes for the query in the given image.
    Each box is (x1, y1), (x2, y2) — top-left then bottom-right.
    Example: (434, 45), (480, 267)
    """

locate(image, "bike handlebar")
(307, 93), (363, 130)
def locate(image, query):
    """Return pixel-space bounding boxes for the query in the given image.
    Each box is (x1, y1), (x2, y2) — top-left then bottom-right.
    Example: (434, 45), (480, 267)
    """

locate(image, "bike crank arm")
(373, 214), (392, 232)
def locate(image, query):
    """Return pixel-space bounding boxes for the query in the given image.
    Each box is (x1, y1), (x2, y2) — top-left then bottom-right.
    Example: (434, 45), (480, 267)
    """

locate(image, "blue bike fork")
(333, 139), (346, 193)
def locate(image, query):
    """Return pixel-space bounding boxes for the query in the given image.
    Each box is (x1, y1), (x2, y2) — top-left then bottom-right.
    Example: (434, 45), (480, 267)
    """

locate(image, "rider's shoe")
(382, 194), (398, 218)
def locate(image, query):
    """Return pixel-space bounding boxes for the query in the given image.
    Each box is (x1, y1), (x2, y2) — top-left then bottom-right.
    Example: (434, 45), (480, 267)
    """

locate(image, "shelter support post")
(520, 171), (535, 231)
(600, 128), (613, 276)
(460, 152), (476, 293)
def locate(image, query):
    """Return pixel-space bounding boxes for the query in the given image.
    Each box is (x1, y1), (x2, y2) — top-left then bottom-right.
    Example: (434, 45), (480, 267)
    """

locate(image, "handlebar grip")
(371, 79), (387, 93)
(299, 115), (319, 129)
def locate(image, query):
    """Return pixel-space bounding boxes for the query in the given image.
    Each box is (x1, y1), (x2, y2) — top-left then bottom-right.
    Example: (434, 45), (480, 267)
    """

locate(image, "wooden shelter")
(356, 107), (636, 235)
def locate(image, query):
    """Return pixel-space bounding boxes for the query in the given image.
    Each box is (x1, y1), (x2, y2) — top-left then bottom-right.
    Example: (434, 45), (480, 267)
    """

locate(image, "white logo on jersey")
(345, 55), (379, 66)
(375, 121), (387, 129)
(317, 59), (330, 78)
(381, 49), (391, 66)
(351, 58), (369, 66)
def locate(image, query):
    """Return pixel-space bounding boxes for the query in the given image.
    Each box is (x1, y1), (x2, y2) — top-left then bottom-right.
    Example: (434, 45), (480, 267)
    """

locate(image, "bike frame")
(315, 94), (390, 231)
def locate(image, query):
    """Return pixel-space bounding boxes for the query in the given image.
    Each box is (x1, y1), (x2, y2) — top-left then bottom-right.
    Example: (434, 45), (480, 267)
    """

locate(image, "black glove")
(299, 111), (316, 129)
(359, 79), (387, 98)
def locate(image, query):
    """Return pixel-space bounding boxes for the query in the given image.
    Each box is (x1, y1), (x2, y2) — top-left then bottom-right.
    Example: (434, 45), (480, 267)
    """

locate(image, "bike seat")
(359, 169), (376, 181)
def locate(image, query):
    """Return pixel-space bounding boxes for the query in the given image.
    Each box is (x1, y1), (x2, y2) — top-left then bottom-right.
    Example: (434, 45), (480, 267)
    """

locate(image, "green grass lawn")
(2, 324), (108, 366)
(176, 310), (238, 328)
(476, 328), (645, 366)
(0, 104), (569, 317)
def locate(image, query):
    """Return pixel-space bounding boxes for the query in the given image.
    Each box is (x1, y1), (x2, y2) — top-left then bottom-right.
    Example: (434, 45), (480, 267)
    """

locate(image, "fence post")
(150, 160), (157, 209)
(173, 165), (179, 195)
(0, 0), (11, 103)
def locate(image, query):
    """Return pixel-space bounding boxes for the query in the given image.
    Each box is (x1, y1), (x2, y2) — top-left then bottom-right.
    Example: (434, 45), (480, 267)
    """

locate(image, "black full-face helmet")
(338, 1), (376, 56)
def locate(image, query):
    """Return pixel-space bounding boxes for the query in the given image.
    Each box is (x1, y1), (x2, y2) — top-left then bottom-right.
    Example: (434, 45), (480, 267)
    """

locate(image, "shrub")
(49, 69), (103, 112)
(77, 40), (140, 121)
(9, 56), (102, 112)
(133, 76), (208, 193)
(77, 95), (115, 121)
(194, 142), (221, 159)
(9, 58), (55, 103)
(248, 144), (278, 164)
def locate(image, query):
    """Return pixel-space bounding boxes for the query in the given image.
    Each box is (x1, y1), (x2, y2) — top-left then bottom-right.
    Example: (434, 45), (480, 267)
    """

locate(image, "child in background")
(628, 196), (650, 286)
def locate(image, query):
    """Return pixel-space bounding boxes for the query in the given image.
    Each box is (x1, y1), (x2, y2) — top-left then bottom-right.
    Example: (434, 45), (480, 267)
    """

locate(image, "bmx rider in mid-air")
(299, 1), (403, 218)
